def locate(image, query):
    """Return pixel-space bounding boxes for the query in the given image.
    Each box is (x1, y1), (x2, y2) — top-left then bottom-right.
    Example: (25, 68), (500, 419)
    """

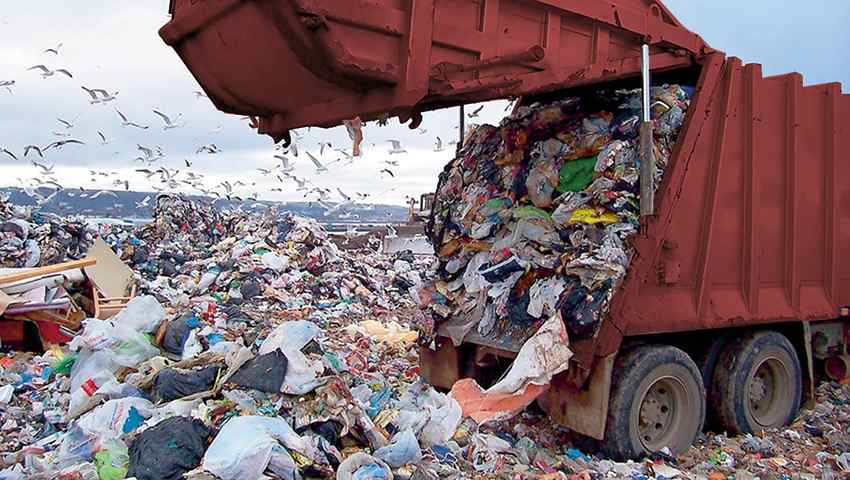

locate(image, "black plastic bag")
(153, 365), (220, 402)
(228, 350), (287, 393)
(161, 313), (198, 356)
(127, 416), (210, 480)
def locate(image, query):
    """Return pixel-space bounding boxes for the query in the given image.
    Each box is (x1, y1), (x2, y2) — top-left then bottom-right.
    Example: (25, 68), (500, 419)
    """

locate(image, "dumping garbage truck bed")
(161, 0), (850, 460)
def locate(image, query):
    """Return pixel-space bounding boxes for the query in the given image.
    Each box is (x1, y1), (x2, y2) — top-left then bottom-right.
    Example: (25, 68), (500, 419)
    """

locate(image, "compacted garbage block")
(161, 0), (850, 458)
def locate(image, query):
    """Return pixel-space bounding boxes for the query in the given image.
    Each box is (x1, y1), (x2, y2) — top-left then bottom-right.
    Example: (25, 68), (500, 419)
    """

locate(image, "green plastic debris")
(95, 441), (129, 480)
(557, 156), (597, 193)
(512, 206), (551, 220)
(53, 355), (77, 376)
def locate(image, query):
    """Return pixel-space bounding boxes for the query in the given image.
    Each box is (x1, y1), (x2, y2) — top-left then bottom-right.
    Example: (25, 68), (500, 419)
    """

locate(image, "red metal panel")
(620, 59), (849, 339)
(160, 0), (704, 141)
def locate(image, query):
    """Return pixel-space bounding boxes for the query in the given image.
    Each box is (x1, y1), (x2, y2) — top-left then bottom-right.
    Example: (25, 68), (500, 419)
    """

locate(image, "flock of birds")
(0, 41), (494, 217)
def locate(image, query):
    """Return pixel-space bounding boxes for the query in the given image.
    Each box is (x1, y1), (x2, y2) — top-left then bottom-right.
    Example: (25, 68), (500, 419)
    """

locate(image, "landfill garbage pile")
(1, 193), (850, 479)
(0, 199), (96, 268)
(417, 85), (691, 348)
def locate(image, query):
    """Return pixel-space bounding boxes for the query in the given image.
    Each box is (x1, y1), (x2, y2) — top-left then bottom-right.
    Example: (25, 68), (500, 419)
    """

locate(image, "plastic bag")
(419, 392), (462, 447)
(202, 416), (312, 480)
(259, 321), (325, 395)
(77, 397), (154, 440)
(261, 252), (290, 272)
(374, 430), (422, 468)
(94, 439), (129, 480)
(68, 350), (119, 420)
(127, 416), (210, 480)
(153, 366), (220, 402)
(336, 453), (393, 480)
(110, 295), (166, 333)
(229, 349), (288, 393)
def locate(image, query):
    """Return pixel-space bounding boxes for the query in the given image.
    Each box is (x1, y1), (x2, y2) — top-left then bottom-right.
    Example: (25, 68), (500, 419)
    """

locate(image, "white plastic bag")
(336, 452), (393, 480)
(419, 393), (462, 447)
(76, 397), (154, 439)
(374, 430), (422, 468)
(110, 295), (166, 333)
(261, 252), (290, 272)
(202, 416), (313, 480)
(259, 321), (325, 395)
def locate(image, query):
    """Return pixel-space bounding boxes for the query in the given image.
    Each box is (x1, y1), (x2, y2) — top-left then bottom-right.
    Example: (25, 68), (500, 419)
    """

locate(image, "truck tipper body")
(161, 0), (850, 458)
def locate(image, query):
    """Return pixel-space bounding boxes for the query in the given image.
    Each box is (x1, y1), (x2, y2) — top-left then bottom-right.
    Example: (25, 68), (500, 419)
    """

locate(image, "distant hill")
(0, 188), (410, 224)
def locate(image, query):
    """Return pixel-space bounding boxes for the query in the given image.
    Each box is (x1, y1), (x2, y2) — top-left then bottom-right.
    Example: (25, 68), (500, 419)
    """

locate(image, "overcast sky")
(0, 1), (847, 206)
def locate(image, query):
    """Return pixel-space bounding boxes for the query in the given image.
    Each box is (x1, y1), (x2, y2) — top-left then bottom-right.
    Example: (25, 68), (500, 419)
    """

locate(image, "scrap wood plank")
(0, 259), (96, 286)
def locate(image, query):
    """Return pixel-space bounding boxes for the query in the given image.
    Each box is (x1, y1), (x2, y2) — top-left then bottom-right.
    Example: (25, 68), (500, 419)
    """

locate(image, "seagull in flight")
(135, 195), (152, 209)
(380, 168), (395, 178)
(56, 117), (76, 129)
(28, 65), (72, 79)
(116, 109), (149, 129)
(274, 155), (294, 173)
(193, 91), (208, 99)
(467, 105), (485, 118)
(388, 140), (407, 155)
(43, 43), (63, 55)
(337, 188), (352, 203)
(46, 139), (85, 151)
(31, 160), (55, 175)
(1, 148), (17, 161)
(23, 145), (44, 158)
(306, 151), (328, 173)
(0, 80), (14, 94)
(97, 131), (113, 145)
(196, 144), (221, 154)
(384, 159), (399, 167)
(90, 190), (118, 199)
(152, 110), (184, 130)
(318, 142), (333, 155)
(81, 86), (118, 104)
(434, 136), (446, 152)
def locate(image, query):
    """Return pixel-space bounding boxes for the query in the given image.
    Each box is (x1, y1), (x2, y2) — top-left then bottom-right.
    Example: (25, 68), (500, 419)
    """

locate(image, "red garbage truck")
(160, 0), (850, 458)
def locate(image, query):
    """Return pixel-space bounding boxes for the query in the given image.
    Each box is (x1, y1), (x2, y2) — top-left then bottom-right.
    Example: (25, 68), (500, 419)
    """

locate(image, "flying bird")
(337, 188), (352, 203)
(97, 131), (113, 145)
(274, 155), (294, 173)
(318, 142), (333, 155)
(81, 86), (117, 104)
(387, 140), (407, 155)
(0, 80), (14, 94)
(196, 144), (221, 154)
(306, 151), (328, 173)
(193, 91), (208, 99)
(23, 145), (44, 158)
(31, 160), (55, 175)
(43, 43), (63, 55)
(434, 136), (445, 152)
(1, 148), (17, 161)
(184, 159), (192, 168)
(90, 190), (118, 199)
(467, 105), (485, 118)
(27, 65), (72, 79)
(152, 110), (184, 130)
(384, 159), (399, 167)
(56, 118), (76, 129)
(135, 195), (152, 209)
(380, 168), (395, 177)
(116, 109), (149, 129)
(46, 139), (85, 150)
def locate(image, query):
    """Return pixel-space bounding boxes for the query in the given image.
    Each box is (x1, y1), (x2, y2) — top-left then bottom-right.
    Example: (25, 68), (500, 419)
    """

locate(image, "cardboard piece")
(84, 238), (135, 299)
(0, 290), (25, 316)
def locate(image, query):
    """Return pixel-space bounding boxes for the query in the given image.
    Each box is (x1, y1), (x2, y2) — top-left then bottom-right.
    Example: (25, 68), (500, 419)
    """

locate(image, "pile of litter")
(0, 194), (849, 479)
(0, 203), (96, 268)
(417, 85), (692, 349)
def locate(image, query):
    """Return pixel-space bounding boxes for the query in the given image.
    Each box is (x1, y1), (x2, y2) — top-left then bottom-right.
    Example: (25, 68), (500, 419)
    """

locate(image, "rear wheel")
(711, 331), (802, 435)
(604, 345), (706, 460)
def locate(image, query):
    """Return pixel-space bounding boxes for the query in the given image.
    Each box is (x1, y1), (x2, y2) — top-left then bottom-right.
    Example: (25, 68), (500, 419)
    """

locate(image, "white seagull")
(116, 109), (149, 129)
(27, 65), (72, 79)
(388, 140), (407, 155)
(306, 151), (328, 173)
(152, 110), (184, 130)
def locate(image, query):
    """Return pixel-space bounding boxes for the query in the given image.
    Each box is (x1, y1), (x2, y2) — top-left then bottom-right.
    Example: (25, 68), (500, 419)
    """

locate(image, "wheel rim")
(637, 376), (687, 452)
(746, 356), (792, 429)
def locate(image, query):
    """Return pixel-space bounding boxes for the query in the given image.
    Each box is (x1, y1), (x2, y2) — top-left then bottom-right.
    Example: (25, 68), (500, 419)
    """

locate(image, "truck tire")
(693, 334), (730, 429)
(604, 345), (706, 460)
(711, 331), (802, 435)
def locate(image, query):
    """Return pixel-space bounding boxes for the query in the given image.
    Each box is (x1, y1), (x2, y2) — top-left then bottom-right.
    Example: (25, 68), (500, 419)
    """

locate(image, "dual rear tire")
(603, 332), (801, 460)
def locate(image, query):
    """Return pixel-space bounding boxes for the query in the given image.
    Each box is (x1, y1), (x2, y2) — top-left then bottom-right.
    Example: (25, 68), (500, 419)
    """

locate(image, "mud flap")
(537, 353), (616, 440)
